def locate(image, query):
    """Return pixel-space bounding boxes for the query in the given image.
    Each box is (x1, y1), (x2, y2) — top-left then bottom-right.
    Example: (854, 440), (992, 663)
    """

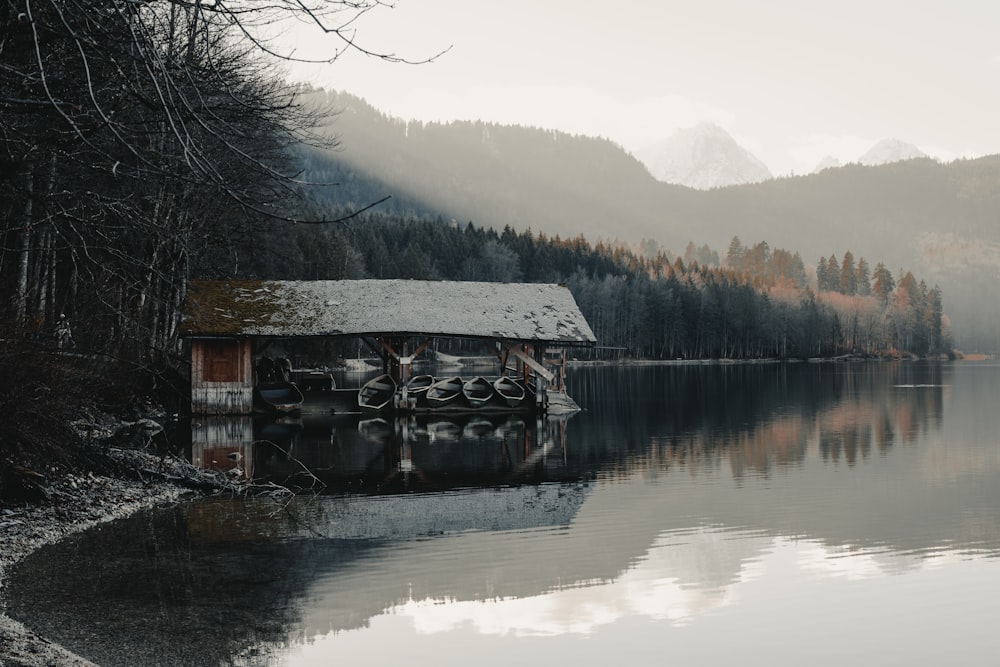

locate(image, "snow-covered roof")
(180, 279), (596, 346)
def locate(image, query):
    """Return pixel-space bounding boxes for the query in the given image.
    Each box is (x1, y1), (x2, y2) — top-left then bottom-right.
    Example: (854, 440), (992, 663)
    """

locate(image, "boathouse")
(179, 279), (596, 414)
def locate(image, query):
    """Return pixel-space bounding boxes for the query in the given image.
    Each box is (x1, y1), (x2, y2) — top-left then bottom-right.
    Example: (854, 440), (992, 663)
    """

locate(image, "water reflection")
(191, 391), (576, 493)
(567, 360), (952, 478)
(9, 361), (1000, 667)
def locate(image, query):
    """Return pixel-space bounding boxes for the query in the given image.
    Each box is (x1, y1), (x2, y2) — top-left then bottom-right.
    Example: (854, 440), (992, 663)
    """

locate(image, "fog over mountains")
(634, 125), (932, 188)
(297, 87), (1000, 352)
(635, 123), (773, 190)
(857, 139), (929, 167)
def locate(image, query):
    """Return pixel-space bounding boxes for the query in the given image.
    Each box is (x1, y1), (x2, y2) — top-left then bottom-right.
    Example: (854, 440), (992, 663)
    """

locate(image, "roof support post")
(504, 344), (554, 383)
(533, 344), (548, 412)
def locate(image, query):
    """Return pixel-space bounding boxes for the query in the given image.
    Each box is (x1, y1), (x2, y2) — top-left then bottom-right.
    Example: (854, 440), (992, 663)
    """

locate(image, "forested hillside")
(296, 87), (1000, 351)
(214, 213), (948, 360)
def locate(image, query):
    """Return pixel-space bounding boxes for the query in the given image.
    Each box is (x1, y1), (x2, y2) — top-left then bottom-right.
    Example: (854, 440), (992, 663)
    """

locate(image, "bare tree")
(1, 0), (436, 358)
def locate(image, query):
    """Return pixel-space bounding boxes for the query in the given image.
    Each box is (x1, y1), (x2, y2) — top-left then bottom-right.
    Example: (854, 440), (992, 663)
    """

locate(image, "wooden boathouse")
(179, 279), (597, 415)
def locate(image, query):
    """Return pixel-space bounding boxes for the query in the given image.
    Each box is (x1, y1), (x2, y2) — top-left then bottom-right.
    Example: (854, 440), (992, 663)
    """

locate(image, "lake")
(7, 360), (1000, 666)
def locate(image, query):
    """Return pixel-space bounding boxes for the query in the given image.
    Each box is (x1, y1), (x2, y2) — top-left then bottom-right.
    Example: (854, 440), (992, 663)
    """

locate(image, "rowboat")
(254, 382), (305, 414)
(463, 376), (494, 408)
(358, 373), (396, 414)
(426, 376), (464, 408)
(493, 376), (526, 407)
(406, 374), (435, 395)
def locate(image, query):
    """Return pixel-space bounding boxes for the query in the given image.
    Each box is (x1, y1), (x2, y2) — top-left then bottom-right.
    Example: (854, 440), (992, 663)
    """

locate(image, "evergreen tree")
(872, 262), (895, 303)
(826, 255), (840, 291)
(726, 236), (745, 271)
(839, 251), (857, 295)
(816, 257), (830, 292)
(856, 257), (872, 296)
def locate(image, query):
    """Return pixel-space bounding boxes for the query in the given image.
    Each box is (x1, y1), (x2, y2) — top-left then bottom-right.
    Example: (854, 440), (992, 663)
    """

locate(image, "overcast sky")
(277, 1), (1000, 177)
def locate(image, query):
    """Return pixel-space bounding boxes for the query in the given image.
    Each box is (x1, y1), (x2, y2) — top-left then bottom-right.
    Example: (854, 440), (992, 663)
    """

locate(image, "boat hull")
(426, 376), (463, 408)
(493, 377), (526, 407)
(463, 376), (494, 408)
(254, 382), (305, 414)
(358, 374), (396, 414)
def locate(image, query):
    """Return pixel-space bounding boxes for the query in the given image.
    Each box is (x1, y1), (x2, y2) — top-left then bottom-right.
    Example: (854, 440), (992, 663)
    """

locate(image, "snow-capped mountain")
(637, 123), (773, 189)
(858, 138), (928, 166)
(812, 155), (842, 173)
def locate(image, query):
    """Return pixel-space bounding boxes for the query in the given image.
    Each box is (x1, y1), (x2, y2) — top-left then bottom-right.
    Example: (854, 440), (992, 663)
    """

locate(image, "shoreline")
(565, 352), (962, 367)
(0, 449), (197, 667)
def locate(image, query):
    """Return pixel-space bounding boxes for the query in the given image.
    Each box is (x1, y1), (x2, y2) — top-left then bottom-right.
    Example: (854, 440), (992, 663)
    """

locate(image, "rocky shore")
(0, 449), (209, 667)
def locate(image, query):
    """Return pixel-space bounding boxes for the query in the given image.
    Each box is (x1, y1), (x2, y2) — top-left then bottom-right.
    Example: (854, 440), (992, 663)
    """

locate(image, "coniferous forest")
(236, 214), (950, 361)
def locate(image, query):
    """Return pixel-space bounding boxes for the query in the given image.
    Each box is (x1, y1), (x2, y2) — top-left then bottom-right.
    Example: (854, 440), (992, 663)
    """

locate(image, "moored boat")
(463, 376), (494, 408)
(402, 374), (435, 408)
(358, 373), (396, 414)
(426, 375), (464, 408)
(493, 376), (526, 407)
(254, 382), (305, 414)
(406, 374), (435, 395)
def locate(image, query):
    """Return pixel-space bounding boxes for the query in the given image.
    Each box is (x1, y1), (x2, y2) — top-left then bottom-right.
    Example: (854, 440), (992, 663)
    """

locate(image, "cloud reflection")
(380, 532), (969, 641)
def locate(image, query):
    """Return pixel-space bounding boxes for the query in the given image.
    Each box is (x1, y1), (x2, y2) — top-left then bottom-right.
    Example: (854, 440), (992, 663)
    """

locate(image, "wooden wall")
(190, 338), (253, 414)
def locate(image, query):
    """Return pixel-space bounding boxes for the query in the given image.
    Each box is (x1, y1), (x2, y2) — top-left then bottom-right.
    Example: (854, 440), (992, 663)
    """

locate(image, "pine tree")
(872, 262), (895, 303)
(726, 236), (745, 271)
(856, 257), (872, 296)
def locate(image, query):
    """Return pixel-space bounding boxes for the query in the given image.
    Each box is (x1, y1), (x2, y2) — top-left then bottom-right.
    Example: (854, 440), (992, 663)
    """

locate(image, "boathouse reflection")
(190, 408), (576, 492)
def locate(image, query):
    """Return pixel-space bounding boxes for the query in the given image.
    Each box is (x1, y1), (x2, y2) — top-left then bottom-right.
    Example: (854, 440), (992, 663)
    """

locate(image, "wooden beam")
(411, 338), (433, 359)
(361, 336), (382, 356)
(506, 345), (554, 382)
(378, 337), (400, 360)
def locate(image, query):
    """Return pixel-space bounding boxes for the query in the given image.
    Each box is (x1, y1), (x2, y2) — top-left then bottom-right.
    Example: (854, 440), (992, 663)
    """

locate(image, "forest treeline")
(241, 214), (950, 360)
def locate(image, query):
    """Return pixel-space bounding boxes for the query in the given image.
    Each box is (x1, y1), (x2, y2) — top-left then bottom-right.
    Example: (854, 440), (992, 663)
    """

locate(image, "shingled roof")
(180, 279), (596, 347)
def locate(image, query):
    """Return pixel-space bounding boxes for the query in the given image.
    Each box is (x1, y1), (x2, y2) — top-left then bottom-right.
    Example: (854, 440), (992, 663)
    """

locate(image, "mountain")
(858, 138), (929, 166)
(294, 87), (1000, 351)
(635, 123), (773, 189)
(812, 155), (841, 173)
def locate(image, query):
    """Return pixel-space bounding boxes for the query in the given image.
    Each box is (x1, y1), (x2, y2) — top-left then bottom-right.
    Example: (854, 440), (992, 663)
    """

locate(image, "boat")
(426, 376), (464, 408)
(406, 374), (435, 395)
(493, 376), (526, 407)
(254, 382), (305, 414)
(358, 373), (396, 414)
(462, 376), (494, 408)
(402, 374), (435, 407)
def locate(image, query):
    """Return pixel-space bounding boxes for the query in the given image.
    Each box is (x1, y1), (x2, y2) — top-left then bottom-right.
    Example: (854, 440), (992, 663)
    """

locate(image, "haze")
(280, 0), (1000, 176)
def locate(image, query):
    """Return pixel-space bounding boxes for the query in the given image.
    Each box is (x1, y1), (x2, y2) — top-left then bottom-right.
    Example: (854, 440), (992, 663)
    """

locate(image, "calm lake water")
(8, 361), (1000, 666)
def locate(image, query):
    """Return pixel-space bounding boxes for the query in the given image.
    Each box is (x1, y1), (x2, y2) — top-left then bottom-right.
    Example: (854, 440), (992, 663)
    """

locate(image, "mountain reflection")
(9, 361), (1000, 667)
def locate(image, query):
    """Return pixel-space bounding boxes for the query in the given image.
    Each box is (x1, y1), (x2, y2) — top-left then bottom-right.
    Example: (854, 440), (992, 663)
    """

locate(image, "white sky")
(275, 1), (1000, 176)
